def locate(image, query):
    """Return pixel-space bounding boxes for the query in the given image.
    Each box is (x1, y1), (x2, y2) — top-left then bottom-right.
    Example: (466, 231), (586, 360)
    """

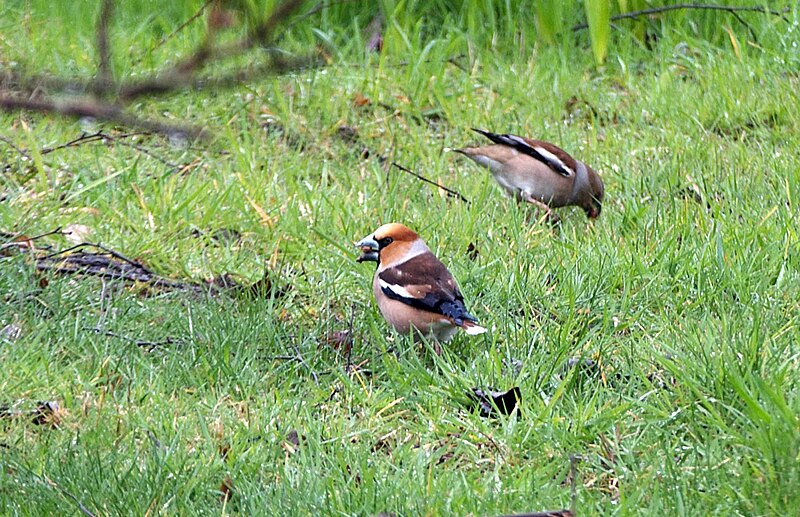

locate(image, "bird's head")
(355, 223), (421, 265)
(581, 166), (604, 219)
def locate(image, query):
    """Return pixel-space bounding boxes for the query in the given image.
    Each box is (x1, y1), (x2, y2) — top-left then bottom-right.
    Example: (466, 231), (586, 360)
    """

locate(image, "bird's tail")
(461, 321), (487, 335)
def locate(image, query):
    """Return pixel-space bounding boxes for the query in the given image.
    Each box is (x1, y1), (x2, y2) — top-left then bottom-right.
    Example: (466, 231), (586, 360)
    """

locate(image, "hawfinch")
(356, 223), (486, 343)
(454, 128), (604, 219)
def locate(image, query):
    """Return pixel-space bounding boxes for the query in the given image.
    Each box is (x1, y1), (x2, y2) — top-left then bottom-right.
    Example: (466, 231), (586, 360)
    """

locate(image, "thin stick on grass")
(83, 327), (183, 352)
(40, 130), (179, 168)
(391, 162), (469, 204)
(40, 131), (148, 154)
(294, 343), (319, 384)
(269, 344), (320, 384)
(1, 227), (64, 244)
(0, 227), (64, 254)
(569, 454), (582, 515)
(42, 474), (98, 517)
(0, 134), (33, 160)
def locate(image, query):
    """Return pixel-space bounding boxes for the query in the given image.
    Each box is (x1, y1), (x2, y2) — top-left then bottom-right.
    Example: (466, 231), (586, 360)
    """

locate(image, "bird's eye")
(379, 237), (394, 248)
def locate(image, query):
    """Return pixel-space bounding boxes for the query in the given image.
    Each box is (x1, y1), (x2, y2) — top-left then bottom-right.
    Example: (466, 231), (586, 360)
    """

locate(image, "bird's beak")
(586, 201), (602, 219)
(355, 235), (379, 263)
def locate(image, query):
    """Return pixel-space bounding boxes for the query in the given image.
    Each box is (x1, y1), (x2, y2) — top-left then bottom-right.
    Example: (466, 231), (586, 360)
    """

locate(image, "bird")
(356, 223), (486, 346)
(452, 128), (604, 219)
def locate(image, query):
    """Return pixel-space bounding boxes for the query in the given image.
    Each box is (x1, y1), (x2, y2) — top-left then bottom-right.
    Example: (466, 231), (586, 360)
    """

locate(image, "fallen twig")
(44, 474), (97, 517)
(39, 130), (180, 168)
(83, 327), (183, 352)
(40, 242), (155, 274)
(1, 0), (311, 138)
(40, 131), (148, 154)
(391, 161), (470, 203)
(270, 344), (320, 384)
(293, 343), (319, 384)
(0, 134), (33, 161)
(35, 242), (213, 295)
(0, 227), (63, 254)
(569, 454), (582, 515)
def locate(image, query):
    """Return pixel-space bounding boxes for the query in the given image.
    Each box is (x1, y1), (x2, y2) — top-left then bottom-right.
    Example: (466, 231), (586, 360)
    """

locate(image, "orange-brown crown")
(372, 223), (419, 243)
(371, 223), (424, 267)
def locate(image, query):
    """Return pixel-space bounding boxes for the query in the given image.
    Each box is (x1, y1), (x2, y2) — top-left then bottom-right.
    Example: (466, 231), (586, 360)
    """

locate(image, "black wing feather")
(471, 128), (572, 177)
(378, 254), (478, 325)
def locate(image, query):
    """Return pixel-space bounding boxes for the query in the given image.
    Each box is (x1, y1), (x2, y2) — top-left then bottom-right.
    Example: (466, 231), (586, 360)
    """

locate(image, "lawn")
(1, 1), (799, 515)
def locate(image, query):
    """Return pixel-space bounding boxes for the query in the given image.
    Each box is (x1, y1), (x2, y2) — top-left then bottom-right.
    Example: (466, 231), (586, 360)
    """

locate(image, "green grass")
(2, 1), (799, 515)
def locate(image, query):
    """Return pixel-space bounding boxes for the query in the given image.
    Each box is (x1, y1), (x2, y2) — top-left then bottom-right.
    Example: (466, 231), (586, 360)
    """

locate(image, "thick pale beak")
(355, 235), (379, 263)
(585, 200), (602, 219)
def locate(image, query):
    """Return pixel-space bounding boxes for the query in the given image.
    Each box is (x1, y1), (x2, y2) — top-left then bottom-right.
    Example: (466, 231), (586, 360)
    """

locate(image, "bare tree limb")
(572, 4), (791, 31)
(147, 0), (215, 58)
(94, 0), (115, 95)
(0, 93), (207, 140)
(118, 0), (306, 102)
(1, 0), (311, 138)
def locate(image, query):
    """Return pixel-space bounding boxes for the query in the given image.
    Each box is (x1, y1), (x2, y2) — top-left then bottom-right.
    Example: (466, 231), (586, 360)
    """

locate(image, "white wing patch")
(508, 135), (532, 148)
(533, 146), (573, 176)
(379, 278), (421, 299)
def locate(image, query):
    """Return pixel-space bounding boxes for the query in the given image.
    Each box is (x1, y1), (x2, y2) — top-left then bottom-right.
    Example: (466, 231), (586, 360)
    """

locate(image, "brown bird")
(356, 223), (486, 344)
(453, 128), (604, 219)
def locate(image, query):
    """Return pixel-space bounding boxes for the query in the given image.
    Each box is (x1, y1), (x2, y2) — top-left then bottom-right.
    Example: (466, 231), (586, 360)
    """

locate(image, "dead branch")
(1, 0), (311, 139)
(391, 162), (470, 204)
(34, 242), (213, 295)
(0, 94), (207, 140)
(269, 344), (320, 384)
(147, 0), (215, 58)
(0, 227), (63, 254)
(571, 3), (790, 31)
(0, 134), (33, 161)
(94, 0), (115, 95)
(40, 241), (156, 274)
(3, 128), (177, 177)
(117, 0), (306, 102)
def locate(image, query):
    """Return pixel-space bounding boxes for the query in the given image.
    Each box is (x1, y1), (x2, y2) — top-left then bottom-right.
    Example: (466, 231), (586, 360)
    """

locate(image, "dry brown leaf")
(352, 92), (371, 107)
(220, 476), (234, 503)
